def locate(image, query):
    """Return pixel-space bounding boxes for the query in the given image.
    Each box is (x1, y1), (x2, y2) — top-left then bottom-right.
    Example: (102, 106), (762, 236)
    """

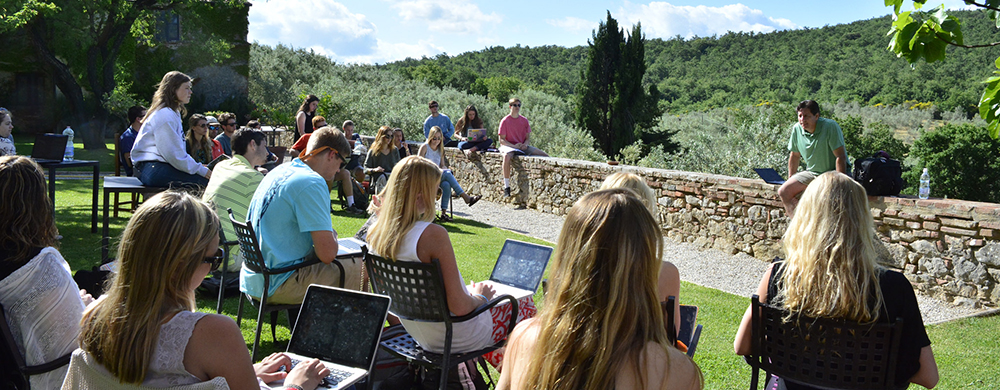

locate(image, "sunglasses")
(225, 122), (237, 126)
(204, 248), (224, 271)
(299, 145), (346, 169)
(429, 105), (439, 109)
(510, 104), (521, 108)
(195, 123), (208, 128)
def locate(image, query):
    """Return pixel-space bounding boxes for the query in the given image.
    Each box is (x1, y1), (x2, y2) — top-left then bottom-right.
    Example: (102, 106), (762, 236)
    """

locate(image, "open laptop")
(753, 168), (785, 185)
(31, 134), (68, 163)
(477, 239), (553, 300)
(467, 128), (487, 142)
(336, 237), (366, 257)
(274, 285), (390, 390)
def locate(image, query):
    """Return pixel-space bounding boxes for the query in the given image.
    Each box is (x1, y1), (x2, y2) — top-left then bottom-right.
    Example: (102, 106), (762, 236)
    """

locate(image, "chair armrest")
(23, 351), (72, 375)
(452, 293), (519, 342)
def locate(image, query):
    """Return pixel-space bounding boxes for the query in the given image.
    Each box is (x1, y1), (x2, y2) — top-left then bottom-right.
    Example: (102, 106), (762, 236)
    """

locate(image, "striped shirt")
(202, 155), (263, 272)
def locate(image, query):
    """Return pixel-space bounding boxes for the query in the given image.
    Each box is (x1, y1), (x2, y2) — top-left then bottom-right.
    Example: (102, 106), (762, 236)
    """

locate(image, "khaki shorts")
(790, 170), (818, 185)
(267, 256), (364, 305)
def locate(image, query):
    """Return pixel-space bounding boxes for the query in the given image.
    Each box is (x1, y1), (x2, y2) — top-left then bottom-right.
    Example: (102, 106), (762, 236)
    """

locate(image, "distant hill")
(381, 11), (999, 115)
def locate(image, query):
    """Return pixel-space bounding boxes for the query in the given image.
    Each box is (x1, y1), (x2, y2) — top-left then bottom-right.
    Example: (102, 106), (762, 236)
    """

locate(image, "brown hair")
(144, 71), (192, 121)
(0, 156), (58, 261)
(454, 104), (484, 138)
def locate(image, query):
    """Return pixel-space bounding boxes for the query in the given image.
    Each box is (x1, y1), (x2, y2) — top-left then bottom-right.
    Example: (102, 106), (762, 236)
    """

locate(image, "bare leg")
(778, 179), (808, 217)
(502, 152), (513, 181)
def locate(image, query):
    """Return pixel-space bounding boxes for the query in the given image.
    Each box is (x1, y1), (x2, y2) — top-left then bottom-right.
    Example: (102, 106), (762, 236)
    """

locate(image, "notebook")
(467, 128), (487, 142)
(274, 285), (390, 390)
(32, 134), (68, 163)
(753, 168), (785, 185)
(477, 239), (553, 300)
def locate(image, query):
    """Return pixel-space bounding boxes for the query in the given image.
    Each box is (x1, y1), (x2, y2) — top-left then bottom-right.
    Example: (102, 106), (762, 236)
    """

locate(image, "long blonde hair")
(600, 172), (658, 219)
(524, 189), (676, 390)
(425, 126), (448, 167)
(79, 191), (220, 384)
(367, 156), (441, 259)
(777, 172), (884, 322)
(144, 71), (192, 121)
(370, 125), (396, 155)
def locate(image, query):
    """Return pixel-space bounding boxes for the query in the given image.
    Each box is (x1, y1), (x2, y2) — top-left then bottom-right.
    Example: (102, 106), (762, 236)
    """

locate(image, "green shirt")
(788, 117), (846, 175)
(202, 155), (264, 272)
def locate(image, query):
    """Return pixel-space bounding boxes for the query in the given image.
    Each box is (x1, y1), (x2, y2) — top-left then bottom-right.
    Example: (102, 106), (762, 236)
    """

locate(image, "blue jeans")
(135, 161), (209, 188)
(457, 138), (494, 151)
(439, 170), (464, 210)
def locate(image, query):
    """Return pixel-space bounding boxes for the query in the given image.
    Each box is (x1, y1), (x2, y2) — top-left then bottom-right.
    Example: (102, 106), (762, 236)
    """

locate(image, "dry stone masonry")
(445, 149), (999, 308)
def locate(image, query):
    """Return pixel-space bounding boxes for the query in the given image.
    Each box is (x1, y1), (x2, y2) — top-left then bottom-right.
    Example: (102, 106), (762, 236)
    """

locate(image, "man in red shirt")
(498, 97), (548, 197)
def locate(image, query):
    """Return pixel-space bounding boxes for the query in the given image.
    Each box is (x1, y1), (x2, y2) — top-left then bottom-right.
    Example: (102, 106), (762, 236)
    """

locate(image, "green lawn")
(42, 144), (1000, 389)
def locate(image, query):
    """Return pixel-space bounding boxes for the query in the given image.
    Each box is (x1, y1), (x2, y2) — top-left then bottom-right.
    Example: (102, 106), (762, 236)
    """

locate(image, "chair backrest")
(1, 303), (29, 389)
(226, 208), (267, 275)
(61, 349), (230, 389)
(364, 250), (452, 324)
(750, 295), (904, 389)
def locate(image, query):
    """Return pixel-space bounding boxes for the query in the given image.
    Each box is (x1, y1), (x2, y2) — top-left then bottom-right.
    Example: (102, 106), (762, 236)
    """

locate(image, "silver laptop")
(479, 239), (553, 300)
(275, 285), (390, 390)
(336, 237), (365, 257)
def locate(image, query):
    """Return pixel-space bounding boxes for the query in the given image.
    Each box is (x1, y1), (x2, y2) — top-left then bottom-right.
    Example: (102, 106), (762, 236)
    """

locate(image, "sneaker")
(344, 204), (366, 215)
(503, 187), (511, 197)
(465, 194), (481, 207)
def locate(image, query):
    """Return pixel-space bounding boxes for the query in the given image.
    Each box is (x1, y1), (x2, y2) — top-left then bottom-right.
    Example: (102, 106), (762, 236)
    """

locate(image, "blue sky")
(248, 0), (970, 64)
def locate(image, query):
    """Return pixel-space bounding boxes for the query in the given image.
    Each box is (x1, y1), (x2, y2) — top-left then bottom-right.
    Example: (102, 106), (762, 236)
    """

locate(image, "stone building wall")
(444, 149), (999, 307)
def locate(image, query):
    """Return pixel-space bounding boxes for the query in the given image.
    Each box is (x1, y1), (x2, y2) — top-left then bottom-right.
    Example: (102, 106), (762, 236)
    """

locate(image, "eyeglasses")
(510, 104), (521, 108)
(225, 122), (237, 127)
(299, 145), (345, 169)
(431, 137), (442, 141)
(204, 248), (224, 271)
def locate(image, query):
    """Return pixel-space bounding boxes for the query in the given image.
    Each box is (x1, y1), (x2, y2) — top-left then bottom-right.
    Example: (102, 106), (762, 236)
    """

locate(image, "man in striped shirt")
(202, 128), (270, 271)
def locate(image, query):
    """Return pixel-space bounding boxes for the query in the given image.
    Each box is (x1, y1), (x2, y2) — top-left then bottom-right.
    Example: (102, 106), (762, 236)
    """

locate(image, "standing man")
(423, 100), (458, 147)
(241, 126), (362, 305)
(119, 105), (146, 176)
(202, 128), (269, 272)
(778, 100), (848, 216)
(215, 112), (238, 156)
(498, 97), (548, 197)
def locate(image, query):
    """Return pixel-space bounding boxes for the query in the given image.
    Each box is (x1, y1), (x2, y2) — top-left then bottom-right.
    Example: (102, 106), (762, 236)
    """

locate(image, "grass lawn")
(43, 150), (1000, 389)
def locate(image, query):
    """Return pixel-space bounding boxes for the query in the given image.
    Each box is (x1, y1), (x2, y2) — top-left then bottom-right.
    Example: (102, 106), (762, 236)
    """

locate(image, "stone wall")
(444, 148), (1000, 307)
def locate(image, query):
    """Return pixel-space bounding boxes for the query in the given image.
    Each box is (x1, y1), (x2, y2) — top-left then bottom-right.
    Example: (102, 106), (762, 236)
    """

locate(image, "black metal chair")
(0, 303), (72, 390)
(228, 208), (346, 361)
(364, 249), (518, 390)
(746, 294), (905, 390)
(664, 296), (704, 357)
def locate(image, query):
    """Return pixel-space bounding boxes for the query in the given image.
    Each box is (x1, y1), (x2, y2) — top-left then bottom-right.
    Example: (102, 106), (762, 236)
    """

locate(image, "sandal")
(437, 212), (453, 222)
(465, 194), (481, 207)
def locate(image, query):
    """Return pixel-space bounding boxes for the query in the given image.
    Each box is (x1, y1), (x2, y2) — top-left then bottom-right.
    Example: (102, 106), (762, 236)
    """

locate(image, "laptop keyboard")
(290, 358), (353, 388)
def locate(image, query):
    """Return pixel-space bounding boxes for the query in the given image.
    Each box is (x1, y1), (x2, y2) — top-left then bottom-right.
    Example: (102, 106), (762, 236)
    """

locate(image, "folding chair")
(364, 249), (518, 390)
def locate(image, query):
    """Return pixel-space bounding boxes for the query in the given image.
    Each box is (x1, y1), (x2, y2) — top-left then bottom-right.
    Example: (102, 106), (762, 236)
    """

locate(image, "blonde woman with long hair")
(367, 156), (498, 354)
(74, 191), (328, 389)
(734, 172), (938, 389)
(130, 71), (211, 187)
(498, 189), (702, 390)
(599, 172), (681, 337)
(418, 126), (481, 222)
(184, 114), (223, 165)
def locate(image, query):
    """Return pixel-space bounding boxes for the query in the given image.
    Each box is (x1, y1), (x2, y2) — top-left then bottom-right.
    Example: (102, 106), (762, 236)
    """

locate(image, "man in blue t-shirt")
(778, 100), (848, 217)
(240, 126), (360, 304)
(423, 100), (458, 147)
(118, 105), (145, 176)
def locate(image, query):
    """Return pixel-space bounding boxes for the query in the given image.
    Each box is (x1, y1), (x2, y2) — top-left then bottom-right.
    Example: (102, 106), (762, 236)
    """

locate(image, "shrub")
(905, 123), (1000, 201)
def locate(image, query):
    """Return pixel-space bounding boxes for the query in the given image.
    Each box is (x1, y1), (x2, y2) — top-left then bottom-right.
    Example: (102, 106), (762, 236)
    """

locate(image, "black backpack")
(852, 152), (904, 196)
(338, 177), (370, 211)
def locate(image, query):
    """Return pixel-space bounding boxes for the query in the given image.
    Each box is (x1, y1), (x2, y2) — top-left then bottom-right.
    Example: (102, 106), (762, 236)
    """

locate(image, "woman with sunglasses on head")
(131, 71), (212, 188)
(418, 126), (480, 222)
(497, 189), (702, 390)
(367, 156), (499, 355)
(364, 126), (401, 188)
(0, 156), (92, 389)
(733, 172), (938, 389)
(72, 191), (329, 389)
(185, 114), (224, 165)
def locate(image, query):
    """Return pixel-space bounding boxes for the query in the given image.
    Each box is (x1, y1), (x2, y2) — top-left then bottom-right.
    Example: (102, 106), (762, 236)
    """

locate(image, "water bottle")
(62, 126), (75, 161)
(919, 168), (930, 199)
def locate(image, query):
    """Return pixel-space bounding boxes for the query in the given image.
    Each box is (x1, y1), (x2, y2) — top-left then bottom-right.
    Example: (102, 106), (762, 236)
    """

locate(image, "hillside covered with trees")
(381, 10), (999, 116)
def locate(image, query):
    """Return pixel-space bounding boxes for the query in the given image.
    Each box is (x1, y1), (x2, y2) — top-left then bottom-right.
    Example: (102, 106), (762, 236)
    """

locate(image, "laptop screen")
(489, 239), (553, 293)
(287, 286), (389, 369)
(32, 134), (68, 161)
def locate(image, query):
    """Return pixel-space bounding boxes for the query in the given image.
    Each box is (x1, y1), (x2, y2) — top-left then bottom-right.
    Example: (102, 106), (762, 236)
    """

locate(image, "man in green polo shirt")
(202, 128), (270, 271)
(778, 100), (848, 217)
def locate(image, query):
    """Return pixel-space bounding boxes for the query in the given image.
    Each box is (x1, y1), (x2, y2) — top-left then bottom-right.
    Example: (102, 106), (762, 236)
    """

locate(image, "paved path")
(449, 198), (986, 324)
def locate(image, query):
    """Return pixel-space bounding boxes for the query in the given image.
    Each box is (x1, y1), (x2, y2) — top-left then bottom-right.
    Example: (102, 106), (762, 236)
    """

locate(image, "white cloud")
(392, 0), (502, 34)
(617, 2), (797, 39)
(249, 0), (379, 58)
(339, 39), (446, 64)
(547, 16), (596, 33)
